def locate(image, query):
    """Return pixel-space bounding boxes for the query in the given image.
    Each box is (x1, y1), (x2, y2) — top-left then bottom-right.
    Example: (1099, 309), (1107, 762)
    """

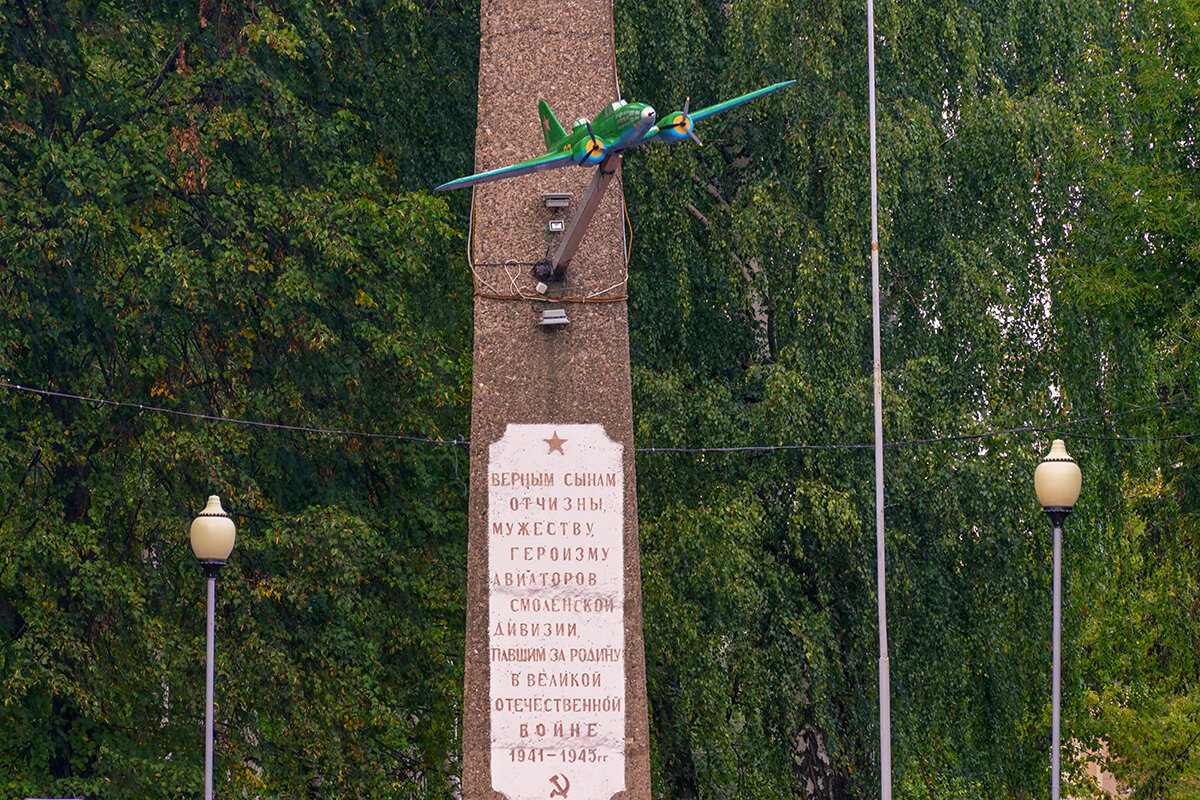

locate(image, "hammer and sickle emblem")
(549, 773), (570, 798)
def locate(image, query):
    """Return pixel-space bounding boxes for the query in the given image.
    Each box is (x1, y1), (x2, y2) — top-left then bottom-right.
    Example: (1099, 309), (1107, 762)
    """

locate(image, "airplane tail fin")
(539, 100), (567, 151)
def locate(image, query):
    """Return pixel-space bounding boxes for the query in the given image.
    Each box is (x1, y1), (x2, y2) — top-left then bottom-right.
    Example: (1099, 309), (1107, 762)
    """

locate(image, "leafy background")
(1, 0), (1197, 798)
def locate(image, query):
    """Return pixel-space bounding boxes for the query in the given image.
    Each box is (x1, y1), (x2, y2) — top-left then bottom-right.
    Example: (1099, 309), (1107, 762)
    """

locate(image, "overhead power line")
(641, 402), (1198, 452)
(0, 380), (1193, 452)
(0, 381), (469, 448)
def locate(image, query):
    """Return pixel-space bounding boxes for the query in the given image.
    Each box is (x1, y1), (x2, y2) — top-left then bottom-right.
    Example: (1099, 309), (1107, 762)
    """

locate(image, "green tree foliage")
(1065, 0), (1200, 796)
(611, 0), (1176, 797)
(0, 1), (476, 797)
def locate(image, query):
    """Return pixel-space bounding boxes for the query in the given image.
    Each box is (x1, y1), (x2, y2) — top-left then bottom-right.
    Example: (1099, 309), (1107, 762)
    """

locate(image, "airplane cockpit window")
(573, 117), (589, 128)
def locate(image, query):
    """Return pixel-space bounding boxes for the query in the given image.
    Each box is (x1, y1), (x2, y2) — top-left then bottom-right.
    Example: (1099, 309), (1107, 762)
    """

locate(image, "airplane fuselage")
(550, 101), (658, 165)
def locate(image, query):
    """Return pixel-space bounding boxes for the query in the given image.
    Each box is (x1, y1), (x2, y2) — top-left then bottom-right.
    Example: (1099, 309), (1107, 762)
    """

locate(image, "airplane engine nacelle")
(572, 136), (606, 166)
(659, 111), (694, 144)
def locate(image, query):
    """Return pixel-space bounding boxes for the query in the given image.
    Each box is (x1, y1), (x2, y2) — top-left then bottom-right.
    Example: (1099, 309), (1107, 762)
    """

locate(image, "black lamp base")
(1042, 506), (1073, 528)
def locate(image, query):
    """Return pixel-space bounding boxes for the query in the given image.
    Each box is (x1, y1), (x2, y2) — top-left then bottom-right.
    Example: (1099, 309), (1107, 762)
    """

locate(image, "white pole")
(866, 0), (892, 796)
(205, 572), (216, 800)
(1051, 524), (1062, 800)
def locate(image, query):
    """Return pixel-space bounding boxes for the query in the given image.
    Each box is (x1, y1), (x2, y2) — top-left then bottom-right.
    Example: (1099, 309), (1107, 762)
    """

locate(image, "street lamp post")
(1034, 440), (1082, 800)
(191, 496), (237, 800)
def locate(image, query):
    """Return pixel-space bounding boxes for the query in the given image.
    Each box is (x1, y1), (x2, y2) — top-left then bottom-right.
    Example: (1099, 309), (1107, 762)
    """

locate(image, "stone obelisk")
(462, 1), (651, 799)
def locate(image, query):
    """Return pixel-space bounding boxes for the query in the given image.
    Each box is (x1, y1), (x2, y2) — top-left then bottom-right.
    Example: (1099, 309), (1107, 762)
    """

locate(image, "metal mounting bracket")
(536, 155), (619, 282)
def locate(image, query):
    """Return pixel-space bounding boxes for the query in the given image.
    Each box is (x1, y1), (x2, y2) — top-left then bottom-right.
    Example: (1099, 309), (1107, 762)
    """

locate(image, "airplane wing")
(690, 79), (795, 122)
(643, 79), (795, 141)
(435, 150), (575, 192)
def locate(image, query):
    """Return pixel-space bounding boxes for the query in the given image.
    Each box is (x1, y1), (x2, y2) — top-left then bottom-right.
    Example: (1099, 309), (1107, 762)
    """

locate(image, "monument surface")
(463, 1), (651, 799)
(488, 425), (626, 800)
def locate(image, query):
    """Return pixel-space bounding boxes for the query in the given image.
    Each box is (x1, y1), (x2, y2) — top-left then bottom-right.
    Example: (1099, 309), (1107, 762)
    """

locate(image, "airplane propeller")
(661, 97), (703, 145)
(585, 121), (605, 159)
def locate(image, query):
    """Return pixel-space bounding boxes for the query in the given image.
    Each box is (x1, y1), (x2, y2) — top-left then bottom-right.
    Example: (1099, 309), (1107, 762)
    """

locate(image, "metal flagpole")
(866, 0), (892, 796)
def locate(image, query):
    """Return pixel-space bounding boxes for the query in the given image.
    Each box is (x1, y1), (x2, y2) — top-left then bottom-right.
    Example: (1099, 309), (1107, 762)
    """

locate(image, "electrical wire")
(2, 380), (1191, 452)
(640, 401), (1195, 453)
(0, 381), (468, 448)
(462, 6), (631, 306)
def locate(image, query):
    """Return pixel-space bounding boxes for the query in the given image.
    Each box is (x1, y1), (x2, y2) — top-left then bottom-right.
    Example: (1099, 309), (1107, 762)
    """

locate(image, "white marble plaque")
(488, 424), (626, 800)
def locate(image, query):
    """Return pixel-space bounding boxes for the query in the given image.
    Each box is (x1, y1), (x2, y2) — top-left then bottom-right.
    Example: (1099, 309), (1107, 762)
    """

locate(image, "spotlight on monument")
(542, 192), (573, 209)
(539, 309), (569, 328)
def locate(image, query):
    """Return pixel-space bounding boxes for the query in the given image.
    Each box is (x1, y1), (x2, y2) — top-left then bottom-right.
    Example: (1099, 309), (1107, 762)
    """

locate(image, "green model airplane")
(434, 79), (794, 192)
